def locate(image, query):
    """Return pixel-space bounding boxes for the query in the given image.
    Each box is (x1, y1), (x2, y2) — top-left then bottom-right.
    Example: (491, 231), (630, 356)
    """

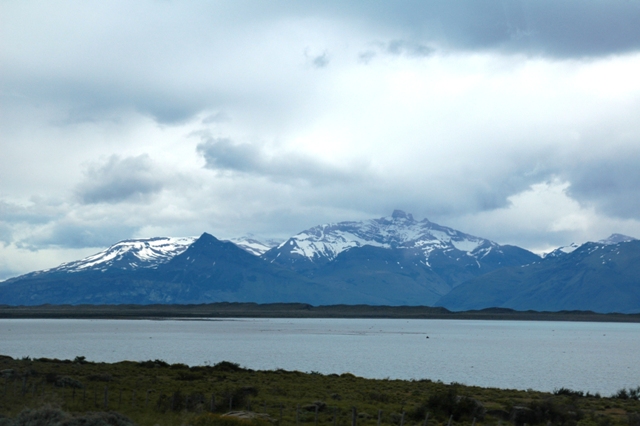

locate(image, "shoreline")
(1, 302), (639, 322)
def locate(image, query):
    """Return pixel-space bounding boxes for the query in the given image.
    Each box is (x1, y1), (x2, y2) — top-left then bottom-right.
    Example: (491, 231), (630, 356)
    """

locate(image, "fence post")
(400, 411), (405, 426)
(447, 415), (453, 426)
(104, 386), (108, 410)
(146, 389), (151, 407)
(264, 401), (267, 414)
(423, 412), (429, 426)
(119, 390), (122, 407)
(132, 390), (136, 407)
(472, 418), (476, 426)
(315, 404), (319, 426)
(229, 396), (233, 411)
(377, 410), (382, 426)
(352, 407), (357, 426)
(280, 404), (283, 424)
(210, 394), (216, 412)
(334, 407), (338, 426)
(296, 404), (300, 426)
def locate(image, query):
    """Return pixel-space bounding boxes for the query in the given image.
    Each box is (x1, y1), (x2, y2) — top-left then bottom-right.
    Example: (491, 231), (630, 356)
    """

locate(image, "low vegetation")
(1, 355), (638, 426)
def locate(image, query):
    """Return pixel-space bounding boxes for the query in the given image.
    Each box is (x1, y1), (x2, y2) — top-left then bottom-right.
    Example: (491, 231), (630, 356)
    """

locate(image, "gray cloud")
(386, 40), (434, 57)
(0, 200), (59, 225)
(565, 152), (640, 219)
(196, 137), (364, 186)
(76, 155), (165, 204)
(359, 39), (434, 63)
(321, 0), (640, 58)
(312, 52), (330, 68)
(202, 111), (230, 124)
(20, 221), (139, 250)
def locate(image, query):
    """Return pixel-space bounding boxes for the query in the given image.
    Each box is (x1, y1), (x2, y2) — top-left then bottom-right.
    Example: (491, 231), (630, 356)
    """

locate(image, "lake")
(1, 318), (638, 396)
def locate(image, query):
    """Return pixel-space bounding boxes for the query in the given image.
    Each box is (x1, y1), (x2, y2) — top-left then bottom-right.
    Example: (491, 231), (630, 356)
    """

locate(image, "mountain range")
(0, 210), (638, 313)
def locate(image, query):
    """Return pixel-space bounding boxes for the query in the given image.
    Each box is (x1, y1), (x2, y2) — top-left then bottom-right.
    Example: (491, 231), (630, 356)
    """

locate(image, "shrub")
(212, 361), (245, 372)
(191, 413), (271, 426)
(8, 407), (135, 426)
(14, 406), (67, 426)
(613, 386), (640, 400)
(87, 374), (112, 382)
(170, 363), (189, 370)
(411, 387), (485, 422)
(553, 387), (584, 397)
(56, 376), (84, 389)
(137, 359), (169, 368)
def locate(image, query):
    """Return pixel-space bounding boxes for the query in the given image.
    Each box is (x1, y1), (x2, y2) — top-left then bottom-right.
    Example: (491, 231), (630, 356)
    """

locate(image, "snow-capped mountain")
(3, 211), (637, 312)
(264, 210), (512, 269)
(31, 235), (281, 276)
(543, 234), (637, 259)
(226, 236), (282, 256)
(543, 242), (580, 258)
(41, 237), (197, 273)
(598, 233), (637, 245)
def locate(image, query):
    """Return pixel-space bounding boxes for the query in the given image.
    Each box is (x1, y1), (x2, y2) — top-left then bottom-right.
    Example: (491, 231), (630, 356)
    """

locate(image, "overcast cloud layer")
(2, 1), (640, 280)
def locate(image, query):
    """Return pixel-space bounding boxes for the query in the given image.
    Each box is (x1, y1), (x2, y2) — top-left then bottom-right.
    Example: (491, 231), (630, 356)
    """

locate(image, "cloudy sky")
(2, 1), (640, 280)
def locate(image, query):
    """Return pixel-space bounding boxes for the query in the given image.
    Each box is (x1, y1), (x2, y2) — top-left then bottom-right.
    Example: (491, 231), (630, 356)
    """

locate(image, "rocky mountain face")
(262, 210), (539, 304)
(0, 211), (637, 313)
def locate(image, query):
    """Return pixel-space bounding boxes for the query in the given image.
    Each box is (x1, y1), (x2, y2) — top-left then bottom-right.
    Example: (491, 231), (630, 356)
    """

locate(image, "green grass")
(1, 355), (638, 426)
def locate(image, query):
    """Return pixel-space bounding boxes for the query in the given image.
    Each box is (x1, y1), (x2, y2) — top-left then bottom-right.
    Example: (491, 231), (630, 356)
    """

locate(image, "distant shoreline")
(1, 302), (639, 322)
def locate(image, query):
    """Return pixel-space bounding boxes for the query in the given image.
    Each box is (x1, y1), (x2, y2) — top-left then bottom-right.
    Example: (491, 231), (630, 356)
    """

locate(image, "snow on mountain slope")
(598, 233), (637, 245)
(226, 236), (282, 256)
(543, 242), (580, 258)
(265, 210), (502, 266)
(42, 237), (197, 273)
(543, 234), (637, 259)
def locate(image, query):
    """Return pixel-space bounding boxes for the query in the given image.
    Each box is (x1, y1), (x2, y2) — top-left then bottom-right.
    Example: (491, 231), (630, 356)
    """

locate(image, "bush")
(14, 406), (67, 426)
(9, 407), (135, 426)
(613, 387), (640, 401)
(411, 387), (485, 422)
(553, 387), (584, 397)
(191, 413), (271, 426)
(512, 398), (583, 426)
(156, 390), (208, 412)
(137, 359), (169, 368)
(212, 361), (245, 372)
(56, 376), (84, 389)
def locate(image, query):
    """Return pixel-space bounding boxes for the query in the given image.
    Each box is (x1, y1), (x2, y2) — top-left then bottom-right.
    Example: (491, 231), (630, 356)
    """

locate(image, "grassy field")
(1, 355), (638, 426)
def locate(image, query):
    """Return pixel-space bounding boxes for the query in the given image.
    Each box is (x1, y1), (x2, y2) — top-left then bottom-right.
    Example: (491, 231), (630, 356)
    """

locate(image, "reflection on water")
(1, 318), (638, 395)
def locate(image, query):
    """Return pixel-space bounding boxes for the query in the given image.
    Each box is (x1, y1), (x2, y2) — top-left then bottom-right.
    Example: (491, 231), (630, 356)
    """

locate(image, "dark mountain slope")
(437, 240), (640, 313)
(0, 234), (335, 305)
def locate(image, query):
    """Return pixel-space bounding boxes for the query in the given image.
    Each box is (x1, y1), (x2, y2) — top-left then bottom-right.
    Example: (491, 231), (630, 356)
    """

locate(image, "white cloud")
(2, 1), (640, 277)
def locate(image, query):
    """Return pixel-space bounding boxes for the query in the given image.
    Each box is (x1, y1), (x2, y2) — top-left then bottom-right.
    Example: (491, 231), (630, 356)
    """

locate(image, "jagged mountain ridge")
(31, 237), (197, 275)
(543, 233), (636, 258)
(263, 209), (516, 270)
(0, 211), (636, 311)
(226, 236), (282, 256)
(20, 235), (278, 277)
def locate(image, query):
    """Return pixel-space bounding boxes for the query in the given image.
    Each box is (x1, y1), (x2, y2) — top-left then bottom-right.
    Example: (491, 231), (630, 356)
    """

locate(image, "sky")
(2, 0), (640, 280)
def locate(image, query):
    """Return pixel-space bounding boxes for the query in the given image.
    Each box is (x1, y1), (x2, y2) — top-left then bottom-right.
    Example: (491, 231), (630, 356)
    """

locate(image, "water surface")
(1, 318), (637, 395)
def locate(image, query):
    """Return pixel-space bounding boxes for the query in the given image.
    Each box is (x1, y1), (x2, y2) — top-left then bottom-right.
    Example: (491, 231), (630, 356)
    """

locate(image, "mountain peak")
(598, 234), (637, 245)
(391, 210), (414, 221)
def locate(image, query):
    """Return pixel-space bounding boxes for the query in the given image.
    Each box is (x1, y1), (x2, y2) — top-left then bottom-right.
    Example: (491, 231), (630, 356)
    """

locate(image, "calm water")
(1, 318), (638, 395)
